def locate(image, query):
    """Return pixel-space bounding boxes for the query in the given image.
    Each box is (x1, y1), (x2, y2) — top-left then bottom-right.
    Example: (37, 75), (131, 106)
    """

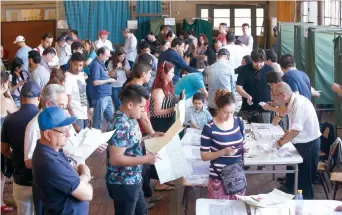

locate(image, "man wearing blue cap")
(1, 81), (41, 215)
(32, 106), (93, 214)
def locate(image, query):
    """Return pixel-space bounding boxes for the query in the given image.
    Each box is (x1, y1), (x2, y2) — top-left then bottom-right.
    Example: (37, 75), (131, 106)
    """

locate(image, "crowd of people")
(0, 21), (341, 215)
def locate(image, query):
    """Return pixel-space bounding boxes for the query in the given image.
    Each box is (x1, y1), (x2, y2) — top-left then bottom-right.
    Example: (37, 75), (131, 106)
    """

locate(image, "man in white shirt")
(274, 82), (321, 200)
(238, 23), (254, 50)
(94, 30), (114, 51)
(222, 33), (251, 80)
(64, 52), (92, 133)
(122, 28), (138, 69)
(57, 36), (72, 71)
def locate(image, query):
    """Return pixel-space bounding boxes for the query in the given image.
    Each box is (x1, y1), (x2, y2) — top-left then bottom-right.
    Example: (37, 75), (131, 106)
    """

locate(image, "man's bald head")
(272, 82), (293, 105)
(273, 82), (293, 96)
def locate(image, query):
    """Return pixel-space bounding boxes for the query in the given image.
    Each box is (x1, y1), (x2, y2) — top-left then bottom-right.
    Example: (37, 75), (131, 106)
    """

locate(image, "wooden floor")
(4, 112), (342, 214)
(4, 148), (342, 215)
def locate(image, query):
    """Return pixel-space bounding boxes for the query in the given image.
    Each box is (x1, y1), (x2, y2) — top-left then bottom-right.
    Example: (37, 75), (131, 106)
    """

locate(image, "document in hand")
(64, 128), (115, 162)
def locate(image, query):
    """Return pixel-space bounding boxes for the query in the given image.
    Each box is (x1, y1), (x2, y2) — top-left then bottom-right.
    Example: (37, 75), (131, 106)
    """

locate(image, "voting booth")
(306, 27), (342, 105)
(335, 35), (342, 128)
(294, 23), (315, 72)
(277, 22), (297, 57)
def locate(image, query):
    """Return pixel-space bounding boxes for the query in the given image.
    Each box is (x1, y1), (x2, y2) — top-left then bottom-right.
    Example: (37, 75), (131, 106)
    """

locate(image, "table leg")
(294, 164), (298, 194)
(183, 187), (192, 215)
(272, 166), (275, 180)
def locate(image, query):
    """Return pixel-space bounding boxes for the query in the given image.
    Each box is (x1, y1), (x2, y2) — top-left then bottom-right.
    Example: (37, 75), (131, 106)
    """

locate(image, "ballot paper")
(251, 123), (285, 139)
(183, 145), (202, 160)
(181, 128), (202, 146)
(154, 135), (192, 184)
(196, 199), (248, 215)
(236, 188), (294, 208)
(64, 128), (115, 163)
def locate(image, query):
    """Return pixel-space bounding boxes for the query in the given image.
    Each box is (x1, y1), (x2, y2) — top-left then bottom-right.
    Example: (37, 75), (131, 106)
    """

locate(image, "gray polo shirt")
(238, 34), (254, 49)
(204, 59), (235, 109)
(31, 65), (50, 90)
(40, 59), (51, 73)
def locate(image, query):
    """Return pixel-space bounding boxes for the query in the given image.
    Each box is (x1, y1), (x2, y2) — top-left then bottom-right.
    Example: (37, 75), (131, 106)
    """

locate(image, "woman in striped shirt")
(149, 61), (176, 191)
(200, 90), (248, 199)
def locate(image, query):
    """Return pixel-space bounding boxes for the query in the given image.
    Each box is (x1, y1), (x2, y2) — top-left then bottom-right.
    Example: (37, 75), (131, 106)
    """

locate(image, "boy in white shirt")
(64, 52), (92, 132)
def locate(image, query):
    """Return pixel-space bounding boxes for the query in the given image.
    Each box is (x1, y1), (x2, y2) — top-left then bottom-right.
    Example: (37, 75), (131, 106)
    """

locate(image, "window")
(256, 8), (264, 36)
(5, 9), (56, 21)
(234, 8), (251, 35)
(200, 9), (209, 21)
(302, 1), (309, 22)
(213, 9), (230, 30)
(324, 0), (342, 26)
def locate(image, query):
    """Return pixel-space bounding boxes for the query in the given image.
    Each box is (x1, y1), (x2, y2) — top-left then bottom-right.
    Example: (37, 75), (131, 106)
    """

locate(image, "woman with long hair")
(200, 90), (248, 200)
(46, 68), (66, 86)
(107, 51), (131, 110)
(191, 34), (208, 69)
(0, 71), (17, 213)
(10, 57), (30, 107)
(149, 61), (176, 191)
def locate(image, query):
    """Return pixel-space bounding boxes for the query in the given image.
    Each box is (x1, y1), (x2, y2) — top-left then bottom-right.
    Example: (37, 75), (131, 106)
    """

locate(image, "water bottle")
(295, 190), (304, 215)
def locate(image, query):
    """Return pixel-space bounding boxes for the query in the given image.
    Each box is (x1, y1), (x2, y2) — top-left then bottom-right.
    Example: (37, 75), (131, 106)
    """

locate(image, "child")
(189, 92), (212, 129)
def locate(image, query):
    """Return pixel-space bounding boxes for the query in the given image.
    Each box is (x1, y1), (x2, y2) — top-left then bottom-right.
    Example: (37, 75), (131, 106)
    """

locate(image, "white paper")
(252, 123), (285, 139)
(127, 20), (138, 29)
(176, 97), (186, 124)
(196, 199), (248, 215)
(164, 17), (176, 26)
(64, 128), (115, 162)
(183, 145), (201, 160)
(155, 135), (192, 184)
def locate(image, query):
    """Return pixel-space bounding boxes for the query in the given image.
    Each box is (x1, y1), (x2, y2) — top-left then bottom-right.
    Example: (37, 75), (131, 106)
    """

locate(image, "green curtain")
(294, 23), (314, 72)
(183, 19), (213, 44)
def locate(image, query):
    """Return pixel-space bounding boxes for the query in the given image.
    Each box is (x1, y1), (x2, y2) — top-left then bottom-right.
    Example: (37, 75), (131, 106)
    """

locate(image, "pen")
(251, 197), (260, 202)
(146, 150), (162, 160)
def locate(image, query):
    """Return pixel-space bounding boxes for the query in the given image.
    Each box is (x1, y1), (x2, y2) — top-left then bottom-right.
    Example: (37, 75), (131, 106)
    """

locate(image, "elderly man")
(32, 106), (93, 214)
(273, 82), (321, 199)
(1, 81), (41, 215)
(90, 47), (115, 130)
(94, 30), (114, 51)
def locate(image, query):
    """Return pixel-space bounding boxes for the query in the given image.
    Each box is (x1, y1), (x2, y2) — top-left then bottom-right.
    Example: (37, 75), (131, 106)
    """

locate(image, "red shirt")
(217, 33), (227, 45)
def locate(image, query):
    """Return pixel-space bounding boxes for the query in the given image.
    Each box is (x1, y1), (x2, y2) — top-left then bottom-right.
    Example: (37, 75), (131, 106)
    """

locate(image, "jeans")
(111, 87), (122, 110)
(128, 60), (135, 69)
(286, 138), (320, 199)
(92, 96), (114, 130)
(107, 183), (147, 215)
(13, 183), (34, 215)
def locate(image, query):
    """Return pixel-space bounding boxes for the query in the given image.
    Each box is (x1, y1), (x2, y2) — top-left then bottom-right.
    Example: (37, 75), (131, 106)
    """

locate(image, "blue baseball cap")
(38, 106), (77, 131)
(21, 81), (41, 98)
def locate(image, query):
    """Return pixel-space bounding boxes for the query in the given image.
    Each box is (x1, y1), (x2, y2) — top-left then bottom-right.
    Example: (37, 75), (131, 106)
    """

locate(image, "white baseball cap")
(13, 35), (25, 44)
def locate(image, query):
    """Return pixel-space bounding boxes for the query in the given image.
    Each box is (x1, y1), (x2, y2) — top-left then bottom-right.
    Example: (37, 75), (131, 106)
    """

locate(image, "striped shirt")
(200, 117), (245, 180)
(150, 92), (175, 118)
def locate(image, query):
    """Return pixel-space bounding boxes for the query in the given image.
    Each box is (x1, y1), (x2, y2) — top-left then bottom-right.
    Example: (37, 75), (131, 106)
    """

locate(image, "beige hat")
(14, 35), (25, 44)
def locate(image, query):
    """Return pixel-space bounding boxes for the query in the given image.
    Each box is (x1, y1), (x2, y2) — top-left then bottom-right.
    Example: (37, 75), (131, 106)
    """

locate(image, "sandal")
(154, 184), (175, 191)
(1, 205), (14, 213)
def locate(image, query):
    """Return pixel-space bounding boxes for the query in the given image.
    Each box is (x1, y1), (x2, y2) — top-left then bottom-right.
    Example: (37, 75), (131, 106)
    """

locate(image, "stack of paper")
(251, 123), (285, 139)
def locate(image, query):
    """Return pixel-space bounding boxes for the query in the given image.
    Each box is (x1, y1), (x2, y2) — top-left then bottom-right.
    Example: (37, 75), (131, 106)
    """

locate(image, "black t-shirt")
(147, 40), (160, 55)
(204, 45), (218, 66)
(236, 63), (273, 112)
(1, 104), (40, 186)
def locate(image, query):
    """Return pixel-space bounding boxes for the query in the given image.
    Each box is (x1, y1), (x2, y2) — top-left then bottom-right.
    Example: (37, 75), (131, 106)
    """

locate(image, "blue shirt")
(90, 58), (112, 99)
(236, 63), (273, 112)
(1, 104), (39, 186)
(106, 110), (143, 185)
(158, 49), (199, 83)
(282, 69), (311, 100)
(175, 73), (204, 99)
(32, 143), (89, 215)
(83, 51), (97, 76)
(200, 117), (245, 180)
(190, 108), (212, 129)
(15, 46), (32, 72)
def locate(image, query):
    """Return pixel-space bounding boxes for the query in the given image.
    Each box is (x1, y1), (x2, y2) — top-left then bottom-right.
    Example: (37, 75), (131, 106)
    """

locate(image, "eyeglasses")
(51, 126), (71, 136)
(49, 101), (68, 111)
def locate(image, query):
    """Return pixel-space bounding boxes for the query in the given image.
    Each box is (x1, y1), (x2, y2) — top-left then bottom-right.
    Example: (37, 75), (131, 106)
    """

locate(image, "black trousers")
(107, 183), (147, 215)
(286, 138), (320, 199)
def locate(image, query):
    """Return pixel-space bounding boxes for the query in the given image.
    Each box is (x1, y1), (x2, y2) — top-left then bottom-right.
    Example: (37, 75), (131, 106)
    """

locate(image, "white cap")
(13, 35), (25, 44)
